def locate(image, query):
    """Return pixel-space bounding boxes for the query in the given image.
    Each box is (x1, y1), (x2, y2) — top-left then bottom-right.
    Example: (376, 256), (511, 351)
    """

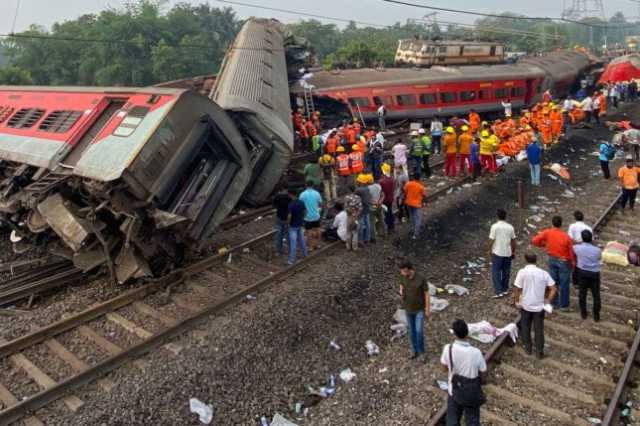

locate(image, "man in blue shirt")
(573, 230), (602, 321)
(526, 140), (541, 186)
(299, 181), (323, 250)
(470, 137), (481, 181)
(599, 140), (615, 179)
(287, 190), (308, 265)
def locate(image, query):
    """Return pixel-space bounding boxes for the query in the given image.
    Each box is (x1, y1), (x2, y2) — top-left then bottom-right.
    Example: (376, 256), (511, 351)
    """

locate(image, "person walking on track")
(488, 209), (516, 299)
(619, 155), (640, 213)
(573, 230), (602, 322)
(399, 260), (430, 360)
(512, 252), (557, 359)
(440, 319), (487, 426)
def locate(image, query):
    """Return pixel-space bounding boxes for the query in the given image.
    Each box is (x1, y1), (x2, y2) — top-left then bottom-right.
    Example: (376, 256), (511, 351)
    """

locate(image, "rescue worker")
(596, 90), (607, 123)
(479, 130), (495, 175)
(312, 111), (321, 132)
(349, 144), (365, 176)
(409, 130), (424, 179)
(468, 109), (481, 135)
(324, 130), (339, 156)
(336, 146), (352, 192)
(458, 125), (473, 176)
(550, 106), (563, 144)
(443, 126), (458, 177)
(293, 109), (304, 131)
(305, 119), (317, 140)
(345, 125), (357, 147)
(318, 153), (337, 203)
(420, 128), (432, 178)
(299, 120), (310, 151)
(488, 129), (500, 174)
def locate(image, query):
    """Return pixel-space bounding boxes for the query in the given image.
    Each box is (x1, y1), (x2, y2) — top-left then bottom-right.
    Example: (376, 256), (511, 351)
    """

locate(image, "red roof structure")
(599, 54), (640, 83)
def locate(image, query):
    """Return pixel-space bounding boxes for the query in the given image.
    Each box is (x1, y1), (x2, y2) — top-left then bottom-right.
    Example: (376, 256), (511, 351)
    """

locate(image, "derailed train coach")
(211, 18), (293, 206)
(0, 19), (293, 283)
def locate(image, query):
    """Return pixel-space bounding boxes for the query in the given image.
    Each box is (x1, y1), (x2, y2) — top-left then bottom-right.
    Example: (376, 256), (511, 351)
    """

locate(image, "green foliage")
(0, 65), (32, 85)
(2, 0), (241, 86)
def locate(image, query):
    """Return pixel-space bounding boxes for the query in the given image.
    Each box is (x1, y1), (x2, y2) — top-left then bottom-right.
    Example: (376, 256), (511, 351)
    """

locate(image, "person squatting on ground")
(488, 209), (516, 298)
(403, 174), (427, 240)
(399, 260), (430, 360)
(573, 230), (602, 322)
(619, 155), (640, 213)
(440, 319), (487, 426)
(513, 252), (557, 359)
(324, 201), (348, 244)
(532, 216), (575, 310)
(299, 181), (323, 251)
(287, 189), (308, 265)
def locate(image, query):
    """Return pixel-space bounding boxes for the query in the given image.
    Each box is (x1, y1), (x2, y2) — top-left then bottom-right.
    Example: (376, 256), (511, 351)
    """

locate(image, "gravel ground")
(9, 103), (640, 426)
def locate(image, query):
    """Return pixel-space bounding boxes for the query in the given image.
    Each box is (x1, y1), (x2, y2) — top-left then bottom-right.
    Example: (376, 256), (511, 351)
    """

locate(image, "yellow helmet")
(381, 163), (391, 175)
(461, 125), (469, 132)
(446, 126), (455, 134)
(481, 130), (490, 137)
(336, 146), (345, 153)
(321, 154), (333, 163)
(356, 174), (369, 184)
(366, 173), (375, 184)
(352, 144), (359, 151)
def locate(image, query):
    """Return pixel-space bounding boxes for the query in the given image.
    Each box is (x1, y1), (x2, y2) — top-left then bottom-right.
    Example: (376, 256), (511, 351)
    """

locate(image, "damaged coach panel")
(0, 86), (251, 283)
(211, 18), (293, 205)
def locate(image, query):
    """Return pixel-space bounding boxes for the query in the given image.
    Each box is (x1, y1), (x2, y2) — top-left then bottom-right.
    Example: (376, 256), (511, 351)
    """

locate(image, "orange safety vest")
(325, 137), (338, 154)
(469, 113), (480, 133)
(337, 154), (351, 176)
(346, 128), (357, 145)
(349, 151), (364, 174)
(306, 121), (317, 137)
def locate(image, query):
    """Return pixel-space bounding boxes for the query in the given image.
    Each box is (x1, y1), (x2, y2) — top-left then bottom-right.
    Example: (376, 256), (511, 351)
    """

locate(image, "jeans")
(622, 188), (638, 210)
(471, 161), (481, 181)
(405, 310), (425, 355)
(287, 226), (307, 265)
(274, 219), (289, 255)
(576, 268), (601, 320)
(371, 157), (382, 181)
(369, 211), (378, 241)
(529, 163), (540, 185)
(411, 155), (422, 179)
(408, 206), (422, 238)
(383, 201), (395, 231)
(600, 160), (610, 179)
(521, 309), (545, 355)
(446, 396), (480, 426)
(432, 135), (442, 154)
(549, 257), (571, 308)
(378, 116), (386, 131)
(358, 212), (371, 243)
(491, 254), (512, 295)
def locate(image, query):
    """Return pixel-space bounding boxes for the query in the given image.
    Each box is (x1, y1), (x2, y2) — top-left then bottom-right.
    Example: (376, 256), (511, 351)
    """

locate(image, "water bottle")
(260, 416), (269, 426)
(328, 374), (336, 388)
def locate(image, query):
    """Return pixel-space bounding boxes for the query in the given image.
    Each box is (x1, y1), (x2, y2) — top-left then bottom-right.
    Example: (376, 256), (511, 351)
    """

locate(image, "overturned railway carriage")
(295, 51), (591, 121)
(211, 19), (293, 206)
(0, 87), (251, 282)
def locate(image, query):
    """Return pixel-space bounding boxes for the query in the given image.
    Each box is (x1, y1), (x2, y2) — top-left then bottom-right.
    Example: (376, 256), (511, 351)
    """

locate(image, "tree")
(0, 66), (32, 85)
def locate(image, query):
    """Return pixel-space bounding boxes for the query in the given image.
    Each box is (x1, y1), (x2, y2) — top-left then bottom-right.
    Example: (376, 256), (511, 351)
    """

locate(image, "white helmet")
(418, 128), (426, 134)
(410, 130), (419, 136)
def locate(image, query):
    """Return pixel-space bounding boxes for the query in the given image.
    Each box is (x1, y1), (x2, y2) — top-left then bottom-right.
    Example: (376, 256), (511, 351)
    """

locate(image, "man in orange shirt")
(324, 130), (339, 156)
(443, 127), (458, 177)
(458, 125), (473, 176)
(403, 174), (427, 240)
(468, 109), (481, 134)
(550, 106), (563, 143)
(619, 155), (640, 213)
(532, 216), (576, 310)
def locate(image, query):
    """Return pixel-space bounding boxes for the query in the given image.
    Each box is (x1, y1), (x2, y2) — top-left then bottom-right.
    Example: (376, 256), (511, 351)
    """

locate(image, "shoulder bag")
(448, 343), (486, 407)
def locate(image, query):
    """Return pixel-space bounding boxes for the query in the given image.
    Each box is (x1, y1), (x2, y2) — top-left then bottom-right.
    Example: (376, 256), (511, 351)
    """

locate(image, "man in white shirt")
(440, 319), (487, 426)
(501, 99), (512, 117)
(377, 104), (387, 131)
(488, 209), (516, 298)
(581, 96), (593, 123)
(568, 210), (592, 243)
(326, 202), (348, 244)
(513, 252), (557, 358)
(430, 117), (443, 155)
(391, 142), (408, 177)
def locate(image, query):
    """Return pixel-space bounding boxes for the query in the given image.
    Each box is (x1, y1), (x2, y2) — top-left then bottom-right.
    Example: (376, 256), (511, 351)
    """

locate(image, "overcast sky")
(0, 0), (639, 34)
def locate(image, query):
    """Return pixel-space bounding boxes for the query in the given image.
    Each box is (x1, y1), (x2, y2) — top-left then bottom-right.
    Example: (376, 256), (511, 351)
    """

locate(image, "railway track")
(0, 154), (474, 425)
(427, 185), (640, 426)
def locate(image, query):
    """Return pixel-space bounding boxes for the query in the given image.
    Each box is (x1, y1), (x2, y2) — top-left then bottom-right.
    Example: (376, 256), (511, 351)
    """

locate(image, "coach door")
(525, 79), (536, 105)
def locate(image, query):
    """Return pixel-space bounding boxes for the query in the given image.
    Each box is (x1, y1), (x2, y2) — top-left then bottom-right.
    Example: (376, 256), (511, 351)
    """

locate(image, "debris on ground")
(329, 340), (341, 351)
(444, 284), (469, 296)
(550, 163), (571, 180)
(189, 398), (214, 424)
(270, 413), (300, 426)
(430, 297), (449, 312)
(602, 241), (630, 266)
(365, 340), (380, 356)
(339, 368), (356, 383)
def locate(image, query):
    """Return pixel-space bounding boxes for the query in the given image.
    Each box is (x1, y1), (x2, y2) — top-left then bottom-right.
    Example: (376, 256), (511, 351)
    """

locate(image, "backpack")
(604, 143), (616, 160)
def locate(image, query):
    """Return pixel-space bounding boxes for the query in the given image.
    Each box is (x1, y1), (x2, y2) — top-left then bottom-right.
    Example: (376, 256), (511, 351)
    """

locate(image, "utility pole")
(561, 0), (606, 48)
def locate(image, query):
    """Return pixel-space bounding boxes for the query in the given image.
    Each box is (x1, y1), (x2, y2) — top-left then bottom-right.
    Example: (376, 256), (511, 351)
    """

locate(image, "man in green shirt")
(399, 260), (430, 360)
(303, 160), (322, 189)
(419, 128), (432, 178)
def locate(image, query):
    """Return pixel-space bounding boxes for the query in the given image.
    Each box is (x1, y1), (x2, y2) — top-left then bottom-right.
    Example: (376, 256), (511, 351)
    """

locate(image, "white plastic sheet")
(189, 398), (214, 424)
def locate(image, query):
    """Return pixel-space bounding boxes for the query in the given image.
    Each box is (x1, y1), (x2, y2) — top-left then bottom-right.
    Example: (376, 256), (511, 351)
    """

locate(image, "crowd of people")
(283, 84), (640, 425)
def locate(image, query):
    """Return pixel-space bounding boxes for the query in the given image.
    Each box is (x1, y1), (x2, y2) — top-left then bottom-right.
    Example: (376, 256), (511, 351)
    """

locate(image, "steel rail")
(0, 241), (339, 426)
(426, 191), (623, 426)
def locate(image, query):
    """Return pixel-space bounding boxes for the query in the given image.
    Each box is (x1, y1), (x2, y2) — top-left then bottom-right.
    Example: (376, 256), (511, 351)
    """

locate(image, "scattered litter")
(379, 367), (388, 373)
(599, 357), (608, 364)
(561, 189), (575, 198)
(261, 416), (270, 426)
(430, 297), (449, 312)
(226, 253), (233, 263)
(437, 182), (446, 187)
(217, 246), (228, 255)
(473, 181), (482, 185)
(527, 224), (537, 229)
(529, 205), (540, 211)
(428, 282), (437, 295)
(189, 398), (214, 424)
(515, 150), (527, 162)
(437, 380), (449, 391)
(468, 321), (498, 343)
(242, 247), (251, 253)
(537, 195), (549, 200)
(329, 340), (341, 351)
(339, 368), (356, 382)
(246, 294), (256, 301)
(587, 417), (602, 424)
(498, 323), (518, 343)
(462, 183), (473, 188)
(528, 215), (543, 223)
(462, 277), (473, 282)
(602, 241), (630, 267)
(270, 413), (299, 426)
(619, 230), (631, 236)
(365, 340), (380, 356)
(547, 174), (558, 181)
(446, 188), (453, 194)
(445, 284), (469, 296)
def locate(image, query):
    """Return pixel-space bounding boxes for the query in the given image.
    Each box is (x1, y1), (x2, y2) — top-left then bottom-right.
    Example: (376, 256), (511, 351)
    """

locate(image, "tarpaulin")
(599, 54), (640, 84)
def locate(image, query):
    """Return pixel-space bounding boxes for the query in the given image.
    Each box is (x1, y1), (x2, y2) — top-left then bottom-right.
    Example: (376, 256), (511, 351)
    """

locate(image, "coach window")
(348, 97), (371, 107)
(440, 92), (457, 103)
(511, 87), (525, 97)
(478, 90), (491, 100)
(373, 96), (392, 106)
(460, 91), (476, 102)
(396, 94), (417, 106)
(495, 88), (508, 99)
(419, 93), (437, 104)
